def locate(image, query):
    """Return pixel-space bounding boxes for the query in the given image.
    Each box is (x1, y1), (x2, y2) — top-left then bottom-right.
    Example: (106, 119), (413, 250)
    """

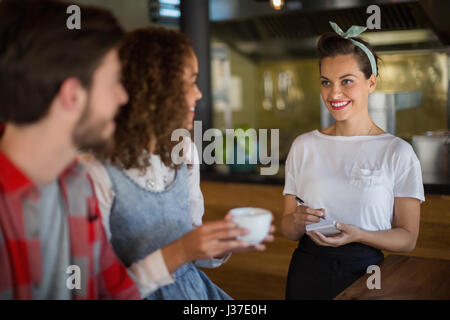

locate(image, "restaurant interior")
(72, 0), (450, 299)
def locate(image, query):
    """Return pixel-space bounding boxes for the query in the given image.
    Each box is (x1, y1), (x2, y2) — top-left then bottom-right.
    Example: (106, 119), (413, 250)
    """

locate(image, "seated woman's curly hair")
(101, 27), (193, 171)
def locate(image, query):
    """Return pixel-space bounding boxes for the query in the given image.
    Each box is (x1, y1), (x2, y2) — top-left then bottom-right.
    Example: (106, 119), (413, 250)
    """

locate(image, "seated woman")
(81, 27), (274, 300)
(281, 22), (424, 300)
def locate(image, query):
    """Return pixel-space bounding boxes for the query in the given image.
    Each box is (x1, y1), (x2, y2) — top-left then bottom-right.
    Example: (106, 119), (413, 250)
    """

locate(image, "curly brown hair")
(101, 26), (193, 171)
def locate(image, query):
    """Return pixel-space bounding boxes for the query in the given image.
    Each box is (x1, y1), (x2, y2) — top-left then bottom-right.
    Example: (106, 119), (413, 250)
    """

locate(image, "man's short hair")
(0, 0), (124, 124)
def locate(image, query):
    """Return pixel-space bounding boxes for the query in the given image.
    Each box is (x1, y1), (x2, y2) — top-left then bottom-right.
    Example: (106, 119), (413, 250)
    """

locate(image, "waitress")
(281, 22), (425, 300)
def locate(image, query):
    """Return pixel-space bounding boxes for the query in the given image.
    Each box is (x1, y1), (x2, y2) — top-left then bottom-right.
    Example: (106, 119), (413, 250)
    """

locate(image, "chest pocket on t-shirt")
(349, 165), (384, 189)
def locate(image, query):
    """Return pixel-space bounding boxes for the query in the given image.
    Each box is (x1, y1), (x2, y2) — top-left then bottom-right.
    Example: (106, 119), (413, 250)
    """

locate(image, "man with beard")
(0, 0), (139, 299)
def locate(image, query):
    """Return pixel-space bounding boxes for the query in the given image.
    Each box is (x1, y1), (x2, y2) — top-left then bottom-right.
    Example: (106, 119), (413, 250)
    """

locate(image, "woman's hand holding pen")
(292, 197), (361, 247)
(292, 204), (326, 233)
(281, 195), (326, 241)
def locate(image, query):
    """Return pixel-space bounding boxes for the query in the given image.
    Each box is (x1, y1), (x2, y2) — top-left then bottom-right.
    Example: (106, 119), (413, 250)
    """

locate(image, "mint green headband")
(329, 21), (377, 76)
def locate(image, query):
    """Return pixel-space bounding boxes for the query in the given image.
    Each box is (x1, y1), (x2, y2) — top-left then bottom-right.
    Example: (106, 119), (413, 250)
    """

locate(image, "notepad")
(306, 220), (341, 236)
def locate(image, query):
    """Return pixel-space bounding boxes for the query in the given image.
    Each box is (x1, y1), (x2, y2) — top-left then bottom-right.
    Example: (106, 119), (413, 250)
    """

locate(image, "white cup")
(229, 207), (272, 245)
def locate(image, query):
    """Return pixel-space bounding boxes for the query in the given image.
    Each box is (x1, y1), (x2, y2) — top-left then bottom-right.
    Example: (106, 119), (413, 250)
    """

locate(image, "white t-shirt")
(283, 130), (425, 232)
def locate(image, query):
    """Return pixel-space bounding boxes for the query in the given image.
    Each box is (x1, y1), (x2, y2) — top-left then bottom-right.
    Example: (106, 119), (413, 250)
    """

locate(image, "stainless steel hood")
(210, 0), (450, 61)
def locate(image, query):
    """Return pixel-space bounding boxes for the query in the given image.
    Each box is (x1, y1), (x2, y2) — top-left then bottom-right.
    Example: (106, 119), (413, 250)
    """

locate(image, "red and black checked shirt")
(0, 136), (140, 299)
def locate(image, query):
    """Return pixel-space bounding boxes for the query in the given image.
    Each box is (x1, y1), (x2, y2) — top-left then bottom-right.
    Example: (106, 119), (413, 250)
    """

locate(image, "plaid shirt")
(0, 132), (140, 299)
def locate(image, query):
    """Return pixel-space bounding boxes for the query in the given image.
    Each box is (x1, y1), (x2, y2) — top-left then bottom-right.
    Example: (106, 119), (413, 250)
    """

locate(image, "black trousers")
(286, 235), (384, 300)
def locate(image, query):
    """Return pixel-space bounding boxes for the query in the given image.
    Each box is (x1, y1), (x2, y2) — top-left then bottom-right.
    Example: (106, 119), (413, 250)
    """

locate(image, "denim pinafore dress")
(105, 163), (232, 300)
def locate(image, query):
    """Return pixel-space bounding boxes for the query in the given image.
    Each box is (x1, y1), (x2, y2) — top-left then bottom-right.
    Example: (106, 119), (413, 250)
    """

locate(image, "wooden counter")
(334, 255), (450, 300)
(199, 181), (450, 300)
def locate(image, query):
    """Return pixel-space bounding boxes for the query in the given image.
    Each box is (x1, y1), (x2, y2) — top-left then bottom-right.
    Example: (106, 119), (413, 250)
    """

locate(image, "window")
(149, 0), (180, 24)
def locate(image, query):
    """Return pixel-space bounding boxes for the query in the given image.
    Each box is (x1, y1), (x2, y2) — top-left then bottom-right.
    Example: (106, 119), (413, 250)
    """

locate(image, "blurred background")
(73, 0), (449, 299)
(74, 0), (449, 187)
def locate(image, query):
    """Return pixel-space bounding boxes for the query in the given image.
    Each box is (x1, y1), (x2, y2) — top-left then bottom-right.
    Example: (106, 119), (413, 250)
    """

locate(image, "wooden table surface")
(334, 254), (450, 300)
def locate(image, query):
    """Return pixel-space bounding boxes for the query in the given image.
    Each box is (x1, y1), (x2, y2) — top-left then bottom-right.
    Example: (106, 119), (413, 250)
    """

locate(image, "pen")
(295, 196), (304, 205)
(296, 196), (326, 219)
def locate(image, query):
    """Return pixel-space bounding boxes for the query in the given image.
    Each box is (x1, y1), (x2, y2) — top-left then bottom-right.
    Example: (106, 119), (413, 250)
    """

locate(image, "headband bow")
(329, 21), (377, 76)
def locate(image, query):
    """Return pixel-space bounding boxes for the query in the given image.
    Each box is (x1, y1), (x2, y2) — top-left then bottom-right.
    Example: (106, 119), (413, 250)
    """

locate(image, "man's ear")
(57, 77), (87, 113)
(368, 73), (377, 94)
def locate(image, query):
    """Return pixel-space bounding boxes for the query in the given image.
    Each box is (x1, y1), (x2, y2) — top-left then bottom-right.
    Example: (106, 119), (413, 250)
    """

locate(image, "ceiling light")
(270, 0), (285, 11)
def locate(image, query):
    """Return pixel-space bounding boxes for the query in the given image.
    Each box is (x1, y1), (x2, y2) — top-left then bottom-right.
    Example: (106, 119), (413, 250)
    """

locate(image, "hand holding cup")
(226, 207), (275, 252)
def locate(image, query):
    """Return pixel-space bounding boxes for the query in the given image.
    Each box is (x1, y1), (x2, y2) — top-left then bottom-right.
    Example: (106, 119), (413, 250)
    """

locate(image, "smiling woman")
(281, 22), (424, 300)
(317, 30), (380, 135)
(319, 55), (377, 131)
